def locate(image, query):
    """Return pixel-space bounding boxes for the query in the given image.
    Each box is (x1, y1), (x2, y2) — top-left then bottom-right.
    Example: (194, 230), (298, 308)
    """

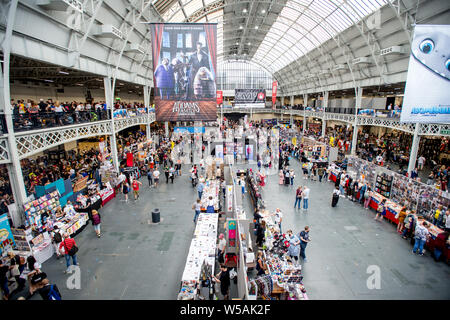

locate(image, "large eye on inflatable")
(419, 39), (434, 54)
(446, 58), (450, 71)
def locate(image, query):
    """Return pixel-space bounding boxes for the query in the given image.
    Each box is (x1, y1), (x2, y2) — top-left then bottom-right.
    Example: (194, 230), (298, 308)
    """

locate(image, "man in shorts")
(132, 179), (142, 200)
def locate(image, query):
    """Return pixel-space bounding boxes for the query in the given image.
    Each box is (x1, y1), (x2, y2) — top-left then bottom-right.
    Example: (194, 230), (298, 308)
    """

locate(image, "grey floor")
(24, 162), (450, 300)
(241, 161), (450, 300)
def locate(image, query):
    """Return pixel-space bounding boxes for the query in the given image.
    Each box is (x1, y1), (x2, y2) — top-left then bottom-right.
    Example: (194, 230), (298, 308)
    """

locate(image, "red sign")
(126, 152), (133, 167)
(272, 81), (278, 109)
(216, 90), (223, 105)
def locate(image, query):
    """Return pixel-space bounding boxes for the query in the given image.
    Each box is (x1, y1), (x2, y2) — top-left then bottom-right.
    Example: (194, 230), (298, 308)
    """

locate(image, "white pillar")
(351, 87), (362, 155)
(322, 91), (328, 138)
(104, 77), (120, 171)
(290, 96), (294, 126)
(144, 85), (151, 138)
(1, 0), (28, 222)
(165, 121), (169, 137)
(408, 123), (420, 176)
(303, 93), (308, 134)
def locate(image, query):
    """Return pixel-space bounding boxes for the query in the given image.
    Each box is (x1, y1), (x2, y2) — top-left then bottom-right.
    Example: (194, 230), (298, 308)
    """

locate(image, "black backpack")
(53, 231), (62, 243)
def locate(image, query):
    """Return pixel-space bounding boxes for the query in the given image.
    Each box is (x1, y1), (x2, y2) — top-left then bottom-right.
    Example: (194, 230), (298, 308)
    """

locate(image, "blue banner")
(0, 213), (15, 255)
(174, 127), (205, 133)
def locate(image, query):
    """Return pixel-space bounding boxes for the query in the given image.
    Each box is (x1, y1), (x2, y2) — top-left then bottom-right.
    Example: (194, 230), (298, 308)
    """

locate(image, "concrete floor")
(23, 161), (449, 300)
(243, 161), (450, 300)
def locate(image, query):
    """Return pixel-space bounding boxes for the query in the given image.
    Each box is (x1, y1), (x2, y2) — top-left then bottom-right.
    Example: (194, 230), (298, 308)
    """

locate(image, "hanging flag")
(272, 81), (278, 109)
(126, 152), (133, 167)
(216, 90), (223, 105)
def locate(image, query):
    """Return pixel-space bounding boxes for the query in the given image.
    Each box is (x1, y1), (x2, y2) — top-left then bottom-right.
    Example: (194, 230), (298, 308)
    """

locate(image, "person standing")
(256, 251), (266, 276)
(302, 186), (310, 211)
(91, 210), (102, 238)
(132, 179), (142, 201)
(364, 188), (372, 209)
(192, 199), (201, 224)
(122, 180), (130, 202)
(213, 265), (231, 300)
(51, 226), (63, 259)
(164, 165), (169, 184)
(374, 199), (386, 222)
(197, 181), (204, 200)
(217, 233), (226, 264)
(153, 167), (160, 188)
(294, 186), (303, 210)
(412, 222), (429, 256)
(299, 226), (311, 262)
(418, 155), (425, 171)
(169, 166), (175, 183)
(274, 208), (283, 232)
(332, 186), (340, 207)
(59, 233), (78, 274)
(289, 169), (295, 186)
(287, 230), (300, 264)
(397, 207), (407, 234)
(433, 205), (443, 226)
(147, 169), (153, 187)
(444, 209), (450, 233)
(318, 166), (324, 182)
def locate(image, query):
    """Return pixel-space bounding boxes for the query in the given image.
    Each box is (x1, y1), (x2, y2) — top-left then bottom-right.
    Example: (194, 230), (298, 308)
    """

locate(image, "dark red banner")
(272, 81), (278, 109)
(126, 152), (133, 167)
(216, 90), (223, 105)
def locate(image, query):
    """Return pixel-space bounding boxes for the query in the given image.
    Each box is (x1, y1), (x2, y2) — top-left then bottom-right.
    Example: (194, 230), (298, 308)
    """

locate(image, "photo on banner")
(234, 89), (266, 108)
(150, 23), (217, 121)
(401, 25), (450, 124)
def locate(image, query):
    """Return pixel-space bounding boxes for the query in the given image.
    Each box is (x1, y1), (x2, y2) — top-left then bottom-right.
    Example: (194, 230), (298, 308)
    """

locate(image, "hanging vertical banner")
(150, 23), (217, 121)
(126, 152), (133, 167)
(0, 214), (15, 255)
(226, 185), (233, 212)
(228, 219), (237, 248)
(272, 81), (278, 109)
(401, 25), (450, 123)
(216, 90), (223, 105)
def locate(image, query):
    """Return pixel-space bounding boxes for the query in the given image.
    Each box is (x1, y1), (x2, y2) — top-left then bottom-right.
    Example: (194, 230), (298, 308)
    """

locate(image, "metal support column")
(303, 93), (308, 134)
(104, 77), (120, 171)
(165, 122), (169, 137)
(144, 85), (151, 138)
(322, 91), (328, 138)
(1, 0), (27, 223)
(290, 96), (294, 126)
(408, 123), (420, 176)
(351, 87), (362, 155)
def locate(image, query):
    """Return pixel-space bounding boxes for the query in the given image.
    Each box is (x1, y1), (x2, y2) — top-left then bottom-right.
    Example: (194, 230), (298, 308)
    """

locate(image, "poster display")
(235, 89), (266, 108)
(401, 25), (450, 123)
(0, 214), (15, 255)
(272, 81), (278, 109)
(151, 23), (217, 121)
(215, 144), (224, 159)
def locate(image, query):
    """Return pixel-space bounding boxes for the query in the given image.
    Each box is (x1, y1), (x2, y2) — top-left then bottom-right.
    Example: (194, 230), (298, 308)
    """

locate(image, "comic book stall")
(21, 190), (89, 264)
(178, 212), (219, 300)
(246, 170), (308, 300)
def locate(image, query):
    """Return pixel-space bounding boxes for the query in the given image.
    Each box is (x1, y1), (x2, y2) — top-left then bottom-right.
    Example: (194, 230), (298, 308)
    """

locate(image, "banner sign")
(216, 90), (223, 105)
(150, 23), (217, 121)
(401, 25), (450, 123)
(228, 219), (236, 247)
(173, 127), (205, 133)
(272, 81), (278, 108)
(235, 89), (266, 108)
(0, 214), (15, 255)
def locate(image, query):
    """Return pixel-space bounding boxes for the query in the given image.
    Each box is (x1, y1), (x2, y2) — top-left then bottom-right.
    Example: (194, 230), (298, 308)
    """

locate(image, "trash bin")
(152, 208), (160, 223)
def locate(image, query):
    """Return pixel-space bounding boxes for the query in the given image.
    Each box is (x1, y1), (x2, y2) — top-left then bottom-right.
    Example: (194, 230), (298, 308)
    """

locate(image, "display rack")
(23, 190), (61, 230)
(375, 173), (393, 198)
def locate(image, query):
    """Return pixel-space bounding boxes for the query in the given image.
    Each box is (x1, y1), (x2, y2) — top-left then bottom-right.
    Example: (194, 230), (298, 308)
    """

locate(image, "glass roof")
(156, 0), (388, 74)
(254, 0), (387, 72)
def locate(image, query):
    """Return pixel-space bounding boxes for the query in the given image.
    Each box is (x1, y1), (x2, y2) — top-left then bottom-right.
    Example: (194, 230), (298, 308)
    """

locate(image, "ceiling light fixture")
(247, 42), (251, 45)
(43, 79), (54, 83)
(58, 70), (69, 75)
(243, 8), (247, 13)
(255, 26), (258, 30)
(261, 9), (266, 14)
(239, 25), (243, 29)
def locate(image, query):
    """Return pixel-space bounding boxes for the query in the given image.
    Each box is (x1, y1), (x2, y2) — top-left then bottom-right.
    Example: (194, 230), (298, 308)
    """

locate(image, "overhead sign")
(234, 89), (266, 108)
(272, 81), (278, 109)
(150, 23), (217, 121)
(0, 214), (15, 255)
(401, 25), (450, 123)
(216, 90), (223, 105)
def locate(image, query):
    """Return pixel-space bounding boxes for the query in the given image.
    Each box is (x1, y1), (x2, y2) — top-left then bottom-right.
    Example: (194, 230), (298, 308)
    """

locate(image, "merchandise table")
(368, 192), (401, 224)
(178, 212), (218, 300)
(100, 188), (115, 206)
(199, 180), (220, 212)
(32, 239), (54, 264)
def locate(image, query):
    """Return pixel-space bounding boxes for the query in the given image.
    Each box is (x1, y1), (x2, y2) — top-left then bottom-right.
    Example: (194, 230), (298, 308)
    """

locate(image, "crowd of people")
(10, 98), (148, 131)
